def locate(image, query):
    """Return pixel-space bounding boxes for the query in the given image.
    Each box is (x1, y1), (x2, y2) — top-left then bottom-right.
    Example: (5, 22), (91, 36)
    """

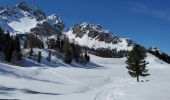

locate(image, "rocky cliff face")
(0, 2), (65, 36)
(0, 2), (136, 58)
(66, 22), (134, 51)
(65, 22), (135, 57)
(72, 23), (119, 43)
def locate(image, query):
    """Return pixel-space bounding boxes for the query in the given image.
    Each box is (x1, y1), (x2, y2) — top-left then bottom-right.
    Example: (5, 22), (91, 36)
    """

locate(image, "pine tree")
(17, 51), (22, 64)
(14, 35), (22, 64)
(5, 38), (14, 62)
(14, 35), (21, 53)
(0, 27), (4, 51)
(64, 48), (72, 64)
(29, 46), (33, 58)
(3, 31), (14, 62)
(37, 51), (41, 63)
(47, 50), (51, 62)
(23, 39), (28, 49)
(84, 52), (90, 63)
(126, 45), (149, 82)
(0, 27), (3, 35)
(63, 37), (72, 64)
(71, 41), (81, 62)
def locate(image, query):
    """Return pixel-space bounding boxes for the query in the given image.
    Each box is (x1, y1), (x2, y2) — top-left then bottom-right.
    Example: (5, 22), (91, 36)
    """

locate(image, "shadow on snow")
(0, 85), (60, 96)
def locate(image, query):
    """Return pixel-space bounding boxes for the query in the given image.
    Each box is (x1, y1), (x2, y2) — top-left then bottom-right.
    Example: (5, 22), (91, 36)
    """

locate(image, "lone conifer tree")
(126, 45), (149, 82)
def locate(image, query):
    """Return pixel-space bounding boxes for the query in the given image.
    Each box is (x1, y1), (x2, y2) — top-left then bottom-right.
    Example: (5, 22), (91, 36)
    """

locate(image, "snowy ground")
(0, 53), (170, 100)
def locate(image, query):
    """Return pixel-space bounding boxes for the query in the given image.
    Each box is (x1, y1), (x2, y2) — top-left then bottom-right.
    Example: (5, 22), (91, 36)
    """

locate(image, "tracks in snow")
(48, 70), (98, 91)
(94, 76), (136, 100)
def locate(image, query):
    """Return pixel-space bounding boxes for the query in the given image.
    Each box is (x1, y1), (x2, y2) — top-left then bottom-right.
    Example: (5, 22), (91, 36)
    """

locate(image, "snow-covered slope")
(148, 46), (170, 64)
(149, 46), (163, 54)
(0, 51), (169, 100)
(65, 22), (134, 51)
(0, 2), (64, 35)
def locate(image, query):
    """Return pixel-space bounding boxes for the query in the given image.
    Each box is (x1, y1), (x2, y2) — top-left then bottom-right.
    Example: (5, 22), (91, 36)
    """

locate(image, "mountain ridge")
(0, 2), (169, 60)
(0, 2), (64, 36)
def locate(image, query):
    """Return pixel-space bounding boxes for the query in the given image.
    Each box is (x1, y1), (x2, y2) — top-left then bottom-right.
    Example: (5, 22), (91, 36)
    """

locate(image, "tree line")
(23, 33), (90, 64)
(0, 27), (22, 64)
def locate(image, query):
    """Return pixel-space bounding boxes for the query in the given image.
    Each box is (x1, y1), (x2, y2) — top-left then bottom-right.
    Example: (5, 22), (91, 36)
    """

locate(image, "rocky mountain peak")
(0, 2), (64, 36)
(18, 1), (30, 11)
(72, 22), (120, 44)
(66, 22), (134, 52)
(18, 1), (46, 21)
(149, 46), (163, 54)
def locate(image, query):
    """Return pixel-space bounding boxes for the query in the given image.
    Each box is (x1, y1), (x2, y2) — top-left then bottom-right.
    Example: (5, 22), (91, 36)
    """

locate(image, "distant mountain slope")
(65, 22), (135, 57)
(0, 2), (64, 36)
(65, 22), (134, 51)
(148, 46), (170, 64)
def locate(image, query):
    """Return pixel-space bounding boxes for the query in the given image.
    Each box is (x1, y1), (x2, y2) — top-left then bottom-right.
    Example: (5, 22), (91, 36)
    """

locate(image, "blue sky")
(1, 0), (170, 54)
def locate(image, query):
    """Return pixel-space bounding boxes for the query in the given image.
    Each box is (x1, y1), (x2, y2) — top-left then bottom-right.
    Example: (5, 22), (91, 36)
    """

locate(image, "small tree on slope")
(125, 45), (149, 82)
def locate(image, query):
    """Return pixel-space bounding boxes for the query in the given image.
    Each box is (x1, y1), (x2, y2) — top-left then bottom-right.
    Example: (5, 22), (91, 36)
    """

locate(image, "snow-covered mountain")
(148, 46), (170, 64)
(0, 2), (170, 100)
(65, 22), (134, 51)
(149, 46), (163, 54)
(0, 2), (64, 36)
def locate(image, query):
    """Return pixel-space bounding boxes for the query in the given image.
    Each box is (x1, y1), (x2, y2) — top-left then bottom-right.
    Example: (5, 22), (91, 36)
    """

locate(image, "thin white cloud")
(129, 2), (170, 22)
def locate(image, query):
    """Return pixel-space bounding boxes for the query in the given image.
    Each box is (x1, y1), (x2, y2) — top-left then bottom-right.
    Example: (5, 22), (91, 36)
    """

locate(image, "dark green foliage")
(58, 39), (64, 53)
(56, 36), (61, 48)
(63, 38), (72, 64)
(71, 41), (81, 62)
(5, 37), (14, 62)
(17, 52), (22, 62)
(0, 27), (5, 51)
(0, 27), (3, 35)
(37, 51), (41, 63)
(27, 34), (44, 49)
(47, 50), (51, 62)
(84, 52), (90, 63)
(14, 35), (21, 53)
(48, 38), (56, 49)
(126, 45), (149, 82)
(64, 48), (72, 64)
(0, 29), (22, 63)
(23, 39), (28, 49)
(81, 46), (129, 58)
(4, 32), (13, 62)
(29, 46), (33, 58)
